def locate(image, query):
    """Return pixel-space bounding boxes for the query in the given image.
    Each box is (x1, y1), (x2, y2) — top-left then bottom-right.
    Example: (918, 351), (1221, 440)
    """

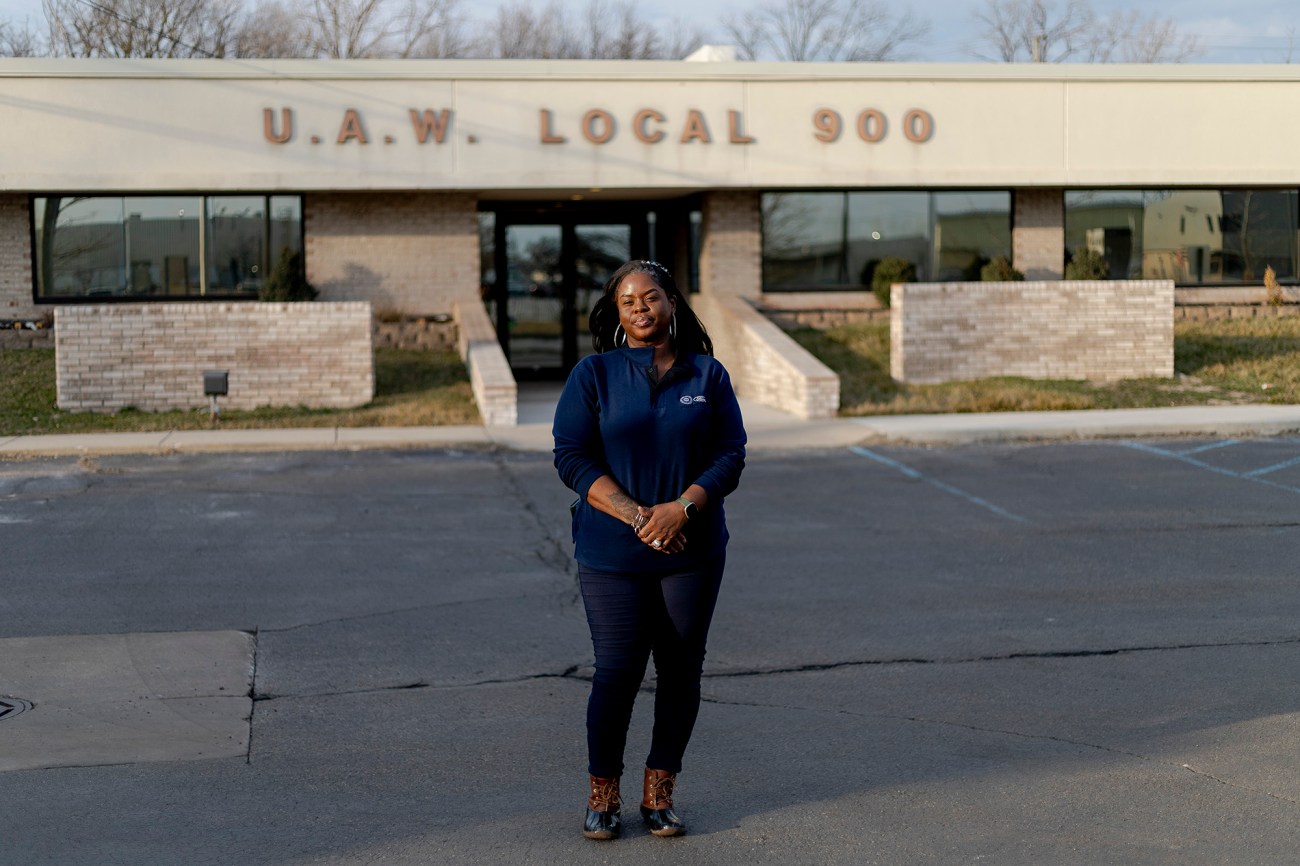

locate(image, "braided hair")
(589, 260), (713, 357)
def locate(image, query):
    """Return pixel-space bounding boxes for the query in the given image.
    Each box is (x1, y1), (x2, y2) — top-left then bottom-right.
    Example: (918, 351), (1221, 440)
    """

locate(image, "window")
(32, 194), (303, 301)
(761, 190), (1011, 290)
(1064, 189), (1299, 284)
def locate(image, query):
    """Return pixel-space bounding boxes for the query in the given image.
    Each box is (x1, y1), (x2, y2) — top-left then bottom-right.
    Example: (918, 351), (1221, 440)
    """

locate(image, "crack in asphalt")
(246, 635), (1300, 706)
(251, 665), (587, 703)
(699, 634), (1300, 679)
(246, 628), (260, 765)
(489, 449), (575, 582)
(1177, 762), (1300, 806)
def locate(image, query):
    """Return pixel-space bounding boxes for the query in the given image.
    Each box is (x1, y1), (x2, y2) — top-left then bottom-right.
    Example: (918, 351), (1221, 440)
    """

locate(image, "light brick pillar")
(0, 195), (38, 319)
(1013, 188), (1065, 280)
(699, 191), (761, 298)
(305, 192), (479, 316)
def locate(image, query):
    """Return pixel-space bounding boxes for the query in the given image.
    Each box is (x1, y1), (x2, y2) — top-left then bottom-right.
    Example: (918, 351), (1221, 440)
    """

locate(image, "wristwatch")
(676, 496), (697, 519)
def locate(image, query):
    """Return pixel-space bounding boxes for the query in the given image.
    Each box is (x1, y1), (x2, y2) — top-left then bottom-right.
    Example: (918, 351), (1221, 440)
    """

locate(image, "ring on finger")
(652, 539), (663, 549)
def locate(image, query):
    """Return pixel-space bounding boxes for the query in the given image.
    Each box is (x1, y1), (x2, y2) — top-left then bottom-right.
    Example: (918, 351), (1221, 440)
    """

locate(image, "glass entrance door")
(503, 224), (564, 372)
(574, 224), (632, 364)
(486, 210), (640, 378)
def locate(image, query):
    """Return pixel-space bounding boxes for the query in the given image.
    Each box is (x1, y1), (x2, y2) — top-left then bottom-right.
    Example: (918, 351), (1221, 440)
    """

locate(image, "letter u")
(264, 107), (293, 144)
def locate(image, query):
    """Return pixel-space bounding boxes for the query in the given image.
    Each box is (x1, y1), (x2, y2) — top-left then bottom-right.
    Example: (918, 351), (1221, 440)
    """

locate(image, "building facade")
(2, 59), (1297, 387)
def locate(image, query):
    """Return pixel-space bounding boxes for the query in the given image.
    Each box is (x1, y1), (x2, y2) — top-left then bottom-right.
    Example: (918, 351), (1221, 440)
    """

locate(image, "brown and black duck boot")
(583, 775), (622, 840)
(640, 768), (686, 837)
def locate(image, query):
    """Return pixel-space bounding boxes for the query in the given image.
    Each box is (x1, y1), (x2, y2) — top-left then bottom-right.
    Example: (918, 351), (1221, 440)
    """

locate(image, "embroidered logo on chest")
(680, 395), (707, 405)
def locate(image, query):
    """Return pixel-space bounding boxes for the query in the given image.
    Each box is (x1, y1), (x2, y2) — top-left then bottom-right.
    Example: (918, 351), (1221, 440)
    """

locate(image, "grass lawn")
(0, 348), (479, 436)
(5, 317), (1299, 434)
(788, 317), (1300, 416)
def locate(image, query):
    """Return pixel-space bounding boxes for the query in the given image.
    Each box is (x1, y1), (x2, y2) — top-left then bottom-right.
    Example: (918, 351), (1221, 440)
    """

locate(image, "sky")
(3, 0), (1300, 63)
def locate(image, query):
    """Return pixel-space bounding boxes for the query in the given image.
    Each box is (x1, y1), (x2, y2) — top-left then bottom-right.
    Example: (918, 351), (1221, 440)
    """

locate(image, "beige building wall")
(7, 61), (1300, 192)
(1013, 188), (1064, 280)
(0, 194), (36, 320)
(699, 191), (761, 298)
(306, 192), (479, 316)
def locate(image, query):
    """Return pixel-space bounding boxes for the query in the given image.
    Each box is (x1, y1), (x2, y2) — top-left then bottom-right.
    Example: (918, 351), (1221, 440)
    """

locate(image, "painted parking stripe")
(1116, 441), (1300, 495)
(850, 446), (1029, 524)
(1180, 439), (1240, 456)
(1245, 453), (1300, 477)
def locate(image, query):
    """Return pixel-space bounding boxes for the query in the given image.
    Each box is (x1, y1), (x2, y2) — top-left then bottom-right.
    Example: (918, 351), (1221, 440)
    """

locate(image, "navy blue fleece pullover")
(553, 346), (747, 574)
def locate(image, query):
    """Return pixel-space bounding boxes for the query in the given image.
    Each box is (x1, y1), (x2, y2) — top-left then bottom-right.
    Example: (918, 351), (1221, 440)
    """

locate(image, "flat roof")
(4, 57), (1300, 83)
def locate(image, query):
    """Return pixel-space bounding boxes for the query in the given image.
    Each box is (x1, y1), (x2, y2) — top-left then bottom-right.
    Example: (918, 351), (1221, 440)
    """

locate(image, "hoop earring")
(670, 312), (677, 341)
(614, 324), (627, 347)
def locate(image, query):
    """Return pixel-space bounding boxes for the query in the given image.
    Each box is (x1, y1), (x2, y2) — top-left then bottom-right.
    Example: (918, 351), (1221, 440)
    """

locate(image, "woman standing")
(553, 260), (746, 841)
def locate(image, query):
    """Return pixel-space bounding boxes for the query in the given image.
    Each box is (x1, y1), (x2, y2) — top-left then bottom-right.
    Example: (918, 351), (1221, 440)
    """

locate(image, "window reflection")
(848, 192), (929, 286)
(761, 190), (1011, 290)
(1065, 190), (1299, 284)
(207, 196), (265, 294)
(762, 193), (847, 289)
(934, 192), (1013, 281)
(34, 194), (303, 300)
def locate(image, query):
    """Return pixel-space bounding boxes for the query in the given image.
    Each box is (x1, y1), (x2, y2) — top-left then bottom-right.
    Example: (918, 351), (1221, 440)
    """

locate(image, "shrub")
(980, 255), (1024, 281)
(260, 248), (318, 302)
(1265, 265), (1284, 307)
(1065, 248), (1110, 280)
(871, 257), (916, 308)
(962, 255), (990, 281)
(859, 258), (880, 289)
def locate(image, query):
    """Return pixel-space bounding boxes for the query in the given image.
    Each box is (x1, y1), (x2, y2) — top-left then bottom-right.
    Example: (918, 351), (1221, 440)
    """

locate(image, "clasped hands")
(631, 502), (688, 554)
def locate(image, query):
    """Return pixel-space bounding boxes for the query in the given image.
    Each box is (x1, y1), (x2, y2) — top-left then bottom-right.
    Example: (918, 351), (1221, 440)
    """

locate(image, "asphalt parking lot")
(2, 439), (1299, 864)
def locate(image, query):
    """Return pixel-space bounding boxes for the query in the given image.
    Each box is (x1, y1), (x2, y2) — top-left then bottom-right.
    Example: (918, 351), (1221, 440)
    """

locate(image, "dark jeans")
(578, 557), (725, 779)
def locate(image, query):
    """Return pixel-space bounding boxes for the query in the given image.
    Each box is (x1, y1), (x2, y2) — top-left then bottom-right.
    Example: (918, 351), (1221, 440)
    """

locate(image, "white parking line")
(1245, 453), (1300, 478)
(1116, 441), (1300, 495)
(1180, 439), (1240, 456)
(849, 446), (1029, 524)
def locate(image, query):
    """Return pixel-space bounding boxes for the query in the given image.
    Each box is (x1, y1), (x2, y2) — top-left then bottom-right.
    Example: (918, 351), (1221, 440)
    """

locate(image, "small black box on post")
(204, 370), (229, 397)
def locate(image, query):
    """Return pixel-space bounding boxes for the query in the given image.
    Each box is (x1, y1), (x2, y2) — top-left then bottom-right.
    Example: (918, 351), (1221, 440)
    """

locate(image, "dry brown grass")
(789, 318), (1297, 416)
(0, 348), (478, 436)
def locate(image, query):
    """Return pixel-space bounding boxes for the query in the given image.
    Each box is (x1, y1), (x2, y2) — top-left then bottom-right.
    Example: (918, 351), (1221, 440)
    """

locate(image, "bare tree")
(484, 0), (578, 59)
(1084, 11), (1200, 63)
(295, 0), (463, 58)
(972, 0), (1200, 63)
(480, 0), (690, 60)
(307, 0), (388, 57)
(721, 0), (929, 62)
(43, 0), (243, 57)
(970, 0), (1091, 62)
(400, 0), (472, 58)
(0, 17), (44, 55)
(586, 0), (656, 60)
(657, 17), (706, 60)
(232, 0), (312, 57)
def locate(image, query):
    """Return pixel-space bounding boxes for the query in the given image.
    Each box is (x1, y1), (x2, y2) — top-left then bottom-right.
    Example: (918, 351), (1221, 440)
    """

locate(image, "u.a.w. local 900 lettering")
(262, 106), (934, 146)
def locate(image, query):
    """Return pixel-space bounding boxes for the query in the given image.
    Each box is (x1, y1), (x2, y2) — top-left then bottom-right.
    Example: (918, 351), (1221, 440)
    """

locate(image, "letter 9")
(813, 108), (842, 143)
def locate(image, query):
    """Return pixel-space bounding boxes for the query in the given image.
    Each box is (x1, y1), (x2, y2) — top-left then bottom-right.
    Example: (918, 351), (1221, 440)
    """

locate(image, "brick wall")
(891, 280), (1173, 384)
(1013, 189), (1064, 280)
(453, 298), (516, 426)
(372, 317), (457, 350)
(56, 303), (373, 412)
(306, 192), (479, 315)
(0, 195), (37, 320)
(0, 325), (53, 349)
(699, 191), (761, 298)
(694, 293), (839, 420)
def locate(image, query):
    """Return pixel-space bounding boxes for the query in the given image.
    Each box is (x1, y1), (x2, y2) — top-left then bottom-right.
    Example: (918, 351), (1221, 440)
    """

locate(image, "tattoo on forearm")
(608, 489), (639, 523)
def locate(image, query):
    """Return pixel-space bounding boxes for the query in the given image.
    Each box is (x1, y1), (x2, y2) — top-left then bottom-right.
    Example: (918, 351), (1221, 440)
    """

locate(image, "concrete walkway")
(4, 388), (1300, 457)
